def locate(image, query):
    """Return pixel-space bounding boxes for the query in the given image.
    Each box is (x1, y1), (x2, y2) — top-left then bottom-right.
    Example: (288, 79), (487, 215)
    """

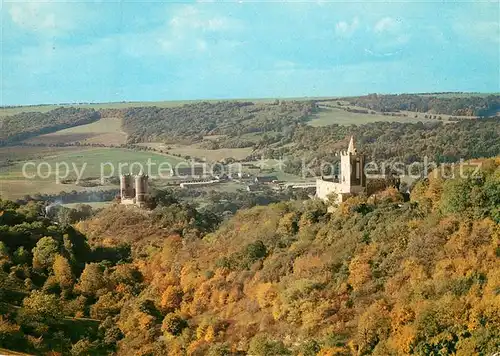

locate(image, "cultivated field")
(0, 179), (117, 200)
(24, 117), (127, 145)
(307, 106), (441, 127)
(139, 142), (253, 161)
(1, 148), (186, 179)
(0, 148), (186, 199)
(0, 145), (93, 163)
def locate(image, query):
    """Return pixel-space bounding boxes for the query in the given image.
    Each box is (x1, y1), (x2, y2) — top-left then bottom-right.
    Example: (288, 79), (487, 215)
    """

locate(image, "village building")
(254, 175), (279, 184)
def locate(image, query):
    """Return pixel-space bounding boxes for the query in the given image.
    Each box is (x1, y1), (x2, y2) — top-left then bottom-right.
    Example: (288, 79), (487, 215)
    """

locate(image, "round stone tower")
(120, 174), (134, 199)
(135, 174), (149, 207)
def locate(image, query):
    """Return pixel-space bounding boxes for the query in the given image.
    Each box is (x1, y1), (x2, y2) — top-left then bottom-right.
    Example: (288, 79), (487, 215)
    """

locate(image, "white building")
(316, 136), (366, 204)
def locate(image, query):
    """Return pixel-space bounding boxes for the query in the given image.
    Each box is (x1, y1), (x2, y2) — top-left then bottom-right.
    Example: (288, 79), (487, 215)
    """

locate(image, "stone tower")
(340, 136), (366, 193)
(120, 173), (149, 207)
(120, 174), (135, 205)
(135, 174), (149, 207)
(316, 136), (366, 204)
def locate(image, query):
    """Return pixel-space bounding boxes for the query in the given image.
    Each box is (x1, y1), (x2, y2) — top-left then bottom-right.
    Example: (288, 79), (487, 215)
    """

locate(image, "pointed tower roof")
(347, 136), (356, 154)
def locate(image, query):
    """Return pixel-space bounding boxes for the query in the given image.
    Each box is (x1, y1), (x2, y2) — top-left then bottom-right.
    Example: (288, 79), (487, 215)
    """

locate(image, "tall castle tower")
(134, 174), (149, 208)
(316, 136), (366, 204)
(120, 174), (135, 205)
(340, 136), (366, 193)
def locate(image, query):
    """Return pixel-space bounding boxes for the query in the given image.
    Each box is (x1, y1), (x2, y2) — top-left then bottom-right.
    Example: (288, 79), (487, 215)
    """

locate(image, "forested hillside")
(0, 108), (100, 145)
(120, 101), (316, 144)
(273, 118), (500, 175)
(343, 94), (500, 116)
(1, 158), (498, 355)
(2, 96), (499, 164)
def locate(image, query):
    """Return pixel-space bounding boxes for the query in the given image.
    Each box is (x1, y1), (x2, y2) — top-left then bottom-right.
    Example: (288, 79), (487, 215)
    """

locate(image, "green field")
(141, 142), (254, 161)
(307, 107), (440, 127)
(0, 147), (187, 199)
(25, 117), (127, 145)
(0, 148), (186, 180)
(0, 179), (118, 200)
(0, 145), (92, 162)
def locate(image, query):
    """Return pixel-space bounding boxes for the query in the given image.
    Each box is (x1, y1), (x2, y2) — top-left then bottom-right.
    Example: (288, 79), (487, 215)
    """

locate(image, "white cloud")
(273, 60), (297, 70)
(7, 0), (79, 35)
(169, 6), (235, 32)
(454, 21), (499, 44)
(156, 5), (242, 56)
(335, 17), (359, 37)
(374, 17), (401, 33)
(68, 4), (243, 61)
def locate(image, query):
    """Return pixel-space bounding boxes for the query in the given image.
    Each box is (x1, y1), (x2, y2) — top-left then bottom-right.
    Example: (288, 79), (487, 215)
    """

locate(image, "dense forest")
(0, 108), (101, 146)
(268, 118), (500, 175)
(0, 158), (498, 355)
(2, 95), (499, 158)
(119, 101), (316, 144)
(343, 94), (500, 116)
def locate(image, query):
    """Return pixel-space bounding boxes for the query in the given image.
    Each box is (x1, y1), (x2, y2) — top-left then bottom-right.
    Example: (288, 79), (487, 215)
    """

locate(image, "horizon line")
(1, 91), (498, 109)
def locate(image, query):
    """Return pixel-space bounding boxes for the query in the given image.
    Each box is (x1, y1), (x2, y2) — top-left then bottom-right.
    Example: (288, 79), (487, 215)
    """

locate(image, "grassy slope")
(309, 107), (406, 126)
(0, 148), (186, 199)
(0, 148), (186, 180)
(24, 117), (127, 146)
(0, 146), (91, 163)
(138, 142), (254, 161)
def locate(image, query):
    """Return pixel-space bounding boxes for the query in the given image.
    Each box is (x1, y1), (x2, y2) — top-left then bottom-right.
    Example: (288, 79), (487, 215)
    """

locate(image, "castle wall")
(121, 198), (136, 206)
(316, 179), (348, 203)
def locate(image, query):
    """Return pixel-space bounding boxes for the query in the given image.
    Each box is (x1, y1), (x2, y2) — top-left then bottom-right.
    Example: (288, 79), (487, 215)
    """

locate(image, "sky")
(1, 0), (499, 106)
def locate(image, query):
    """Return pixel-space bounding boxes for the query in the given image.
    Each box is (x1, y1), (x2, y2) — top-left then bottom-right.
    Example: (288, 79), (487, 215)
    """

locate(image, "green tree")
(32, 236), (59, 271)
(0, 242), (9, 260)
(13, 246), (29, 265)
(162, 313), (188, 336)
(19, 290), (63, 325)
(77, 263), (106, 296)
(248, 334), (291, 356)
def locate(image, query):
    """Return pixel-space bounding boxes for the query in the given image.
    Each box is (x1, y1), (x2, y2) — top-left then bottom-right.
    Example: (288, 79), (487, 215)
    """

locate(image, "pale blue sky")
(1, 1), (499, 105)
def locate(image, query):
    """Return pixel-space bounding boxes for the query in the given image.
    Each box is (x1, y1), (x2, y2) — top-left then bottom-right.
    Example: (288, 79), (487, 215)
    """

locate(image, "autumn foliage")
(0, 158), (498, 355)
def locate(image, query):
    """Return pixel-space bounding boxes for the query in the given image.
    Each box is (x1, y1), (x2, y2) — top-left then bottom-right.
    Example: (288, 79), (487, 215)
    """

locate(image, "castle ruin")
(120, 173), (149, 208)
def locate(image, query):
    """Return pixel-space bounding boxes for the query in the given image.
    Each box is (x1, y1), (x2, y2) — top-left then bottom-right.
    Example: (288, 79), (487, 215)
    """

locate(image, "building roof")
(254, 175), (278, 183)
